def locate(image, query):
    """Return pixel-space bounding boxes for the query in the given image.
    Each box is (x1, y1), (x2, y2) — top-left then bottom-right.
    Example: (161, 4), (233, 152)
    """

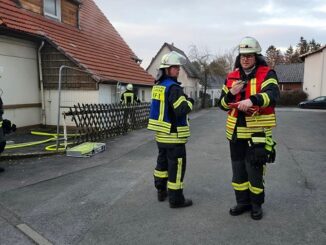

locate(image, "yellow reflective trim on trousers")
(261, 78), (278, 89)
(154, 170), (168, 178)
(249, 182), (264, 194)
(232, 181), (249, 191)
(0, 121), (2, 127)
(250, 78), (257, 95)
(222, 85), (229, 94)
(168, 181), (184, 190)
(148, 119), (171, 128)
(261, 93), (270, 107)
(173, 96), (187, 109)
(167, 158), (184, 190)
(221, 97), (229, 109)
(176, 158), (182, 186)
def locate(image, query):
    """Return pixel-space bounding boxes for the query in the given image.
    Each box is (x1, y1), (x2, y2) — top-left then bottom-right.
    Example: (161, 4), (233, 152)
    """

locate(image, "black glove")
(2, 119), (16, 135)
(247, 132), (268, 167)
(265, 137), (276, 163)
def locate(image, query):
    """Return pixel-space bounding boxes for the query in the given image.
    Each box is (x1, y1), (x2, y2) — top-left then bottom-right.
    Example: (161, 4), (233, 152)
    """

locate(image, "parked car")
(298, 96), (326, 109)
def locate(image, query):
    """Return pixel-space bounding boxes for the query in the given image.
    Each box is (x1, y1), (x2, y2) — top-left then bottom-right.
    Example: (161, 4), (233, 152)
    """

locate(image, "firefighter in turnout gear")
(120, 83), (140, 104)
(148, 51), (194, 208)
(218, 37), (280, 220)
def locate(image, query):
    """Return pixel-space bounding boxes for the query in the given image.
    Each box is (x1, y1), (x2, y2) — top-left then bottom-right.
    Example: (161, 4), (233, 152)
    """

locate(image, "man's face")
(167, 65), (180, 78)
(240, 53), (256, 70)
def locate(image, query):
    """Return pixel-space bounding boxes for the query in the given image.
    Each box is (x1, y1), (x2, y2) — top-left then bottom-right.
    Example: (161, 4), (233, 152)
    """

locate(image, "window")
(44, 0), (61, 20)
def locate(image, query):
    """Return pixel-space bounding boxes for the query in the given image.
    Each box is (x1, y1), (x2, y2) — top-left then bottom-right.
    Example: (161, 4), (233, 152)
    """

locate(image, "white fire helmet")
(239, 36), (262, 54)
(159, 51), (187, 69)
(126, 83), (133, 91)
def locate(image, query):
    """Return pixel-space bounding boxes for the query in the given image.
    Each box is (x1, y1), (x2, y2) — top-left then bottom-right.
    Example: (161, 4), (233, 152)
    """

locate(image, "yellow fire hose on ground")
(5, 131), (78, 151)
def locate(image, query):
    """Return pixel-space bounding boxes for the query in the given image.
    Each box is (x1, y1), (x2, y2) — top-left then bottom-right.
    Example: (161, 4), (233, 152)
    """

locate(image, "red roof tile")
(0, 0), (154, 85)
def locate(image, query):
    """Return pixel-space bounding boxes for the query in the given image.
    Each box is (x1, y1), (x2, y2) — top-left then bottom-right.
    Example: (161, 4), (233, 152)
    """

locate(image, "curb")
(0, 151), (64, 161)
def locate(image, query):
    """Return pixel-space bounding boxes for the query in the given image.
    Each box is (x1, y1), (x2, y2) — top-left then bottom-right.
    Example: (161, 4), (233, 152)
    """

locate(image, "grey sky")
(94, 0), (326, 68)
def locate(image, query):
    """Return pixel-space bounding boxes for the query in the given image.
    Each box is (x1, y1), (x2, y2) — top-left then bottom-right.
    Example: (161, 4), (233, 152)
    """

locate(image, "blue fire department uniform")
(148, 76), (193, 205)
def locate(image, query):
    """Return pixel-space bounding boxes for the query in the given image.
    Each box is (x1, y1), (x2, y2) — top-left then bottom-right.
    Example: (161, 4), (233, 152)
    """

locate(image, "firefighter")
(120, 83), (140, 104)
(148, 51), (194, 208)
(218, 37), (280, 220)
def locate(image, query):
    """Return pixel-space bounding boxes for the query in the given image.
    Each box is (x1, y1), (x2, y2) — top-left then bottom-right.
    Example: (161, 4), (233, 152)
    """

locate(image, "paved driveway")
(0, 108), (325, 245)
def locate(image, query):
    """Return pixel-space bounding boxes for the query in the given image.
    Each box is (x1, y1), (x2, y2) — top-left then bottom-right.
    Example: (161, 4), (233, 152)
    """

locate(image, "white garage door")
(0, 35), (40, 126)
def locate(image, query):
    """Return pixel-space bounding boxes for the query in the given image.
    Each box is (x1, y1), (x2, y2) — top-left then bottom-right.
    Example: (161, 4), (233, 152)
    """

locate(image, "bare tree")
(265, 45), (284, 68)
(188, 45), (213, 108)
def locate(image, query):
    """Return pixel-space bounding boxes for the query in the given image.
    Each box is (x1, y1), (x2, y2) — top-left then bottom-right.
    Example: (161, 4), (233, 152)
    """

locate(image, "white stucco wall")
(303, 48), (326, 99)
(0, 35), (40, 127)
(45, 89), (99, 126)
(45, 85), (152, 127)
(147, 46), (171, 78)
(147, 46), (199, 99)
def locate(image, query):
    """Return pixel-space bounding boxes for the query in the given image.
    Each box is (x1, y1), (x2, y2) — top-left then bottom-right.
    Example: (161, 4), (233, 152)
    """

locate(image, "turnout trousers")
(229, 140), (265, 205)
(154, 142), (187, 204)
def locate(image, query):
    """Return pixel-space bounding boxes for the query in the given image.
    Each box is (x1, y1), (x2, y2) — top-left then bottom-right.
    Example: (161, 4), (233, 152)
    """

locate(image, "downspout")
(320, 49), (325, 96)
(38, 41), (46, 125)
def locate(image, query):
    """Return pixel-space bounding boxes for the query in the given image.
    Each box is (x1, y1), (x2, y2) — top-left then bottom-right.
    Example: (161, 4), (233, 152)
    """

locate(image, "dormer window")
(44, 0), (61, 20)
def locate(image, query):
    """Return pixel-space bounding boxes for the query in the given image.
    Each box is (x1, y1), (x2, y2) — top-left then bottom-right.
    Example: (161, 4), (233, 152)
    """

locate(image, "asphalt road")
(0, 108), (325, 245)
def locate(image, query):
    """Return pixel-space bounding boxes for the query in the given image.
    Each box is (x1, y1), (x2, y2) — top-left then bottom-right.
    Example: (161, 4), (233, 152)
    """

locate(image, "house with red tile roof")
(147, 42), (201, 100)
(0, 0), (154, 127)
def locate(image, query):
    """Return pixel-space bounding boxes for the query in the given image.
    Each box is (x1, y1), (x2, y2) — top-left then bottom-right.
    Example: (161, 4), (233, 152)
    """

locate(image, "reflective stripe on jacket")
(147, 78), (191, 143)
(224, 66), (277, 140)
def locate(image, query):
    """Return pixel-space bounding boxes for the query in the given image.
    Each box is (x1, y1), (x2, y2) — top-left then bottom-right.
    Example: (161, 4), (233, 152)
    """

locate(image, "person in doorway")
(148, 51), (194, 208)
(218, 37), (280, 220)
(120, 83), (140, 104)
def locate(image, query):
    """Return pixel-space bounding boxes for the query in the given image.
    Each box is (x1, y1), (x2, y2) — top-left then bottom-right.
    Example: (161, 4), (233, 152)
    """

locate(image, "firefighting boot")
(251, 204), (263, 220)
(229, 204), (252, 216)
(0, 167), (4, 173)
(169, 199), (193, 208)
(157, 190), (167, 202)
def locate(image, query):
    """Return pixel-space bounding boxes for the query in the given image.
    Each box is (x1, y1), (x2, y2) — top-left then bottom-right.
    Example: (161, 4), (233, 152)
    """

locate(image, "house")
(206, 74), (225, 106)
(274, 63), (304, 91)
(300, 45), (326, 99)
(146, 42), (201, 100)
(0, 0), (154, 127)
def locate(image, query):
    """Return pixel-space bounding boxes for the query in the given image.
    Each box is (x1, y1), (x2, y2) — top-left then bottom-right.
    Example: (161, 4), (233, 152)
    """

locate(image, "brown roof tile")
(0, 0), (154, 85)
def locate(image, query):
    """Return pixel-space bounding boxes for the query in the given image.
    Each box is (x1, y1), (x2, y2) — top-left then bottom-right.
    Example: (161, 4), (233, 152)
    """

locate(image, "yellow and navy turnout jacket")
(218, 63), (280, 141)
(120, 91), (140, 104)
(148, 77), (193, 144)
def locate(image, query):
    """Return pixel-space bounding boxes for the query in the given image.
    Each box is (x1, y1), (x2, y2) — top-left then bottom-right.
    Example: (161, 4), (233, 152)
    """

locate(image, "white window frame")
(44, 0), (61, 21)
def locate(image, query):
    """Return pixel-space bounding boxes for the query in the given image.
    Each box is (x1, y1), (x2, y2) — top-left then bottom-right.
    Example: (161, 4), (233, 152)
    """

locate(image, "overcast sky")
(94, 0), (326, 69)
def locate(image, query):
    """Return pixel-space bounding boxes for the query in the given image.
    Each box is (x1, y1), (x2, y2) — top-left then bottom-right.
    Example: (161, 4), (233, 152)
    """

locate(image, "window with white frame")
(44, 0), (61, 20)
